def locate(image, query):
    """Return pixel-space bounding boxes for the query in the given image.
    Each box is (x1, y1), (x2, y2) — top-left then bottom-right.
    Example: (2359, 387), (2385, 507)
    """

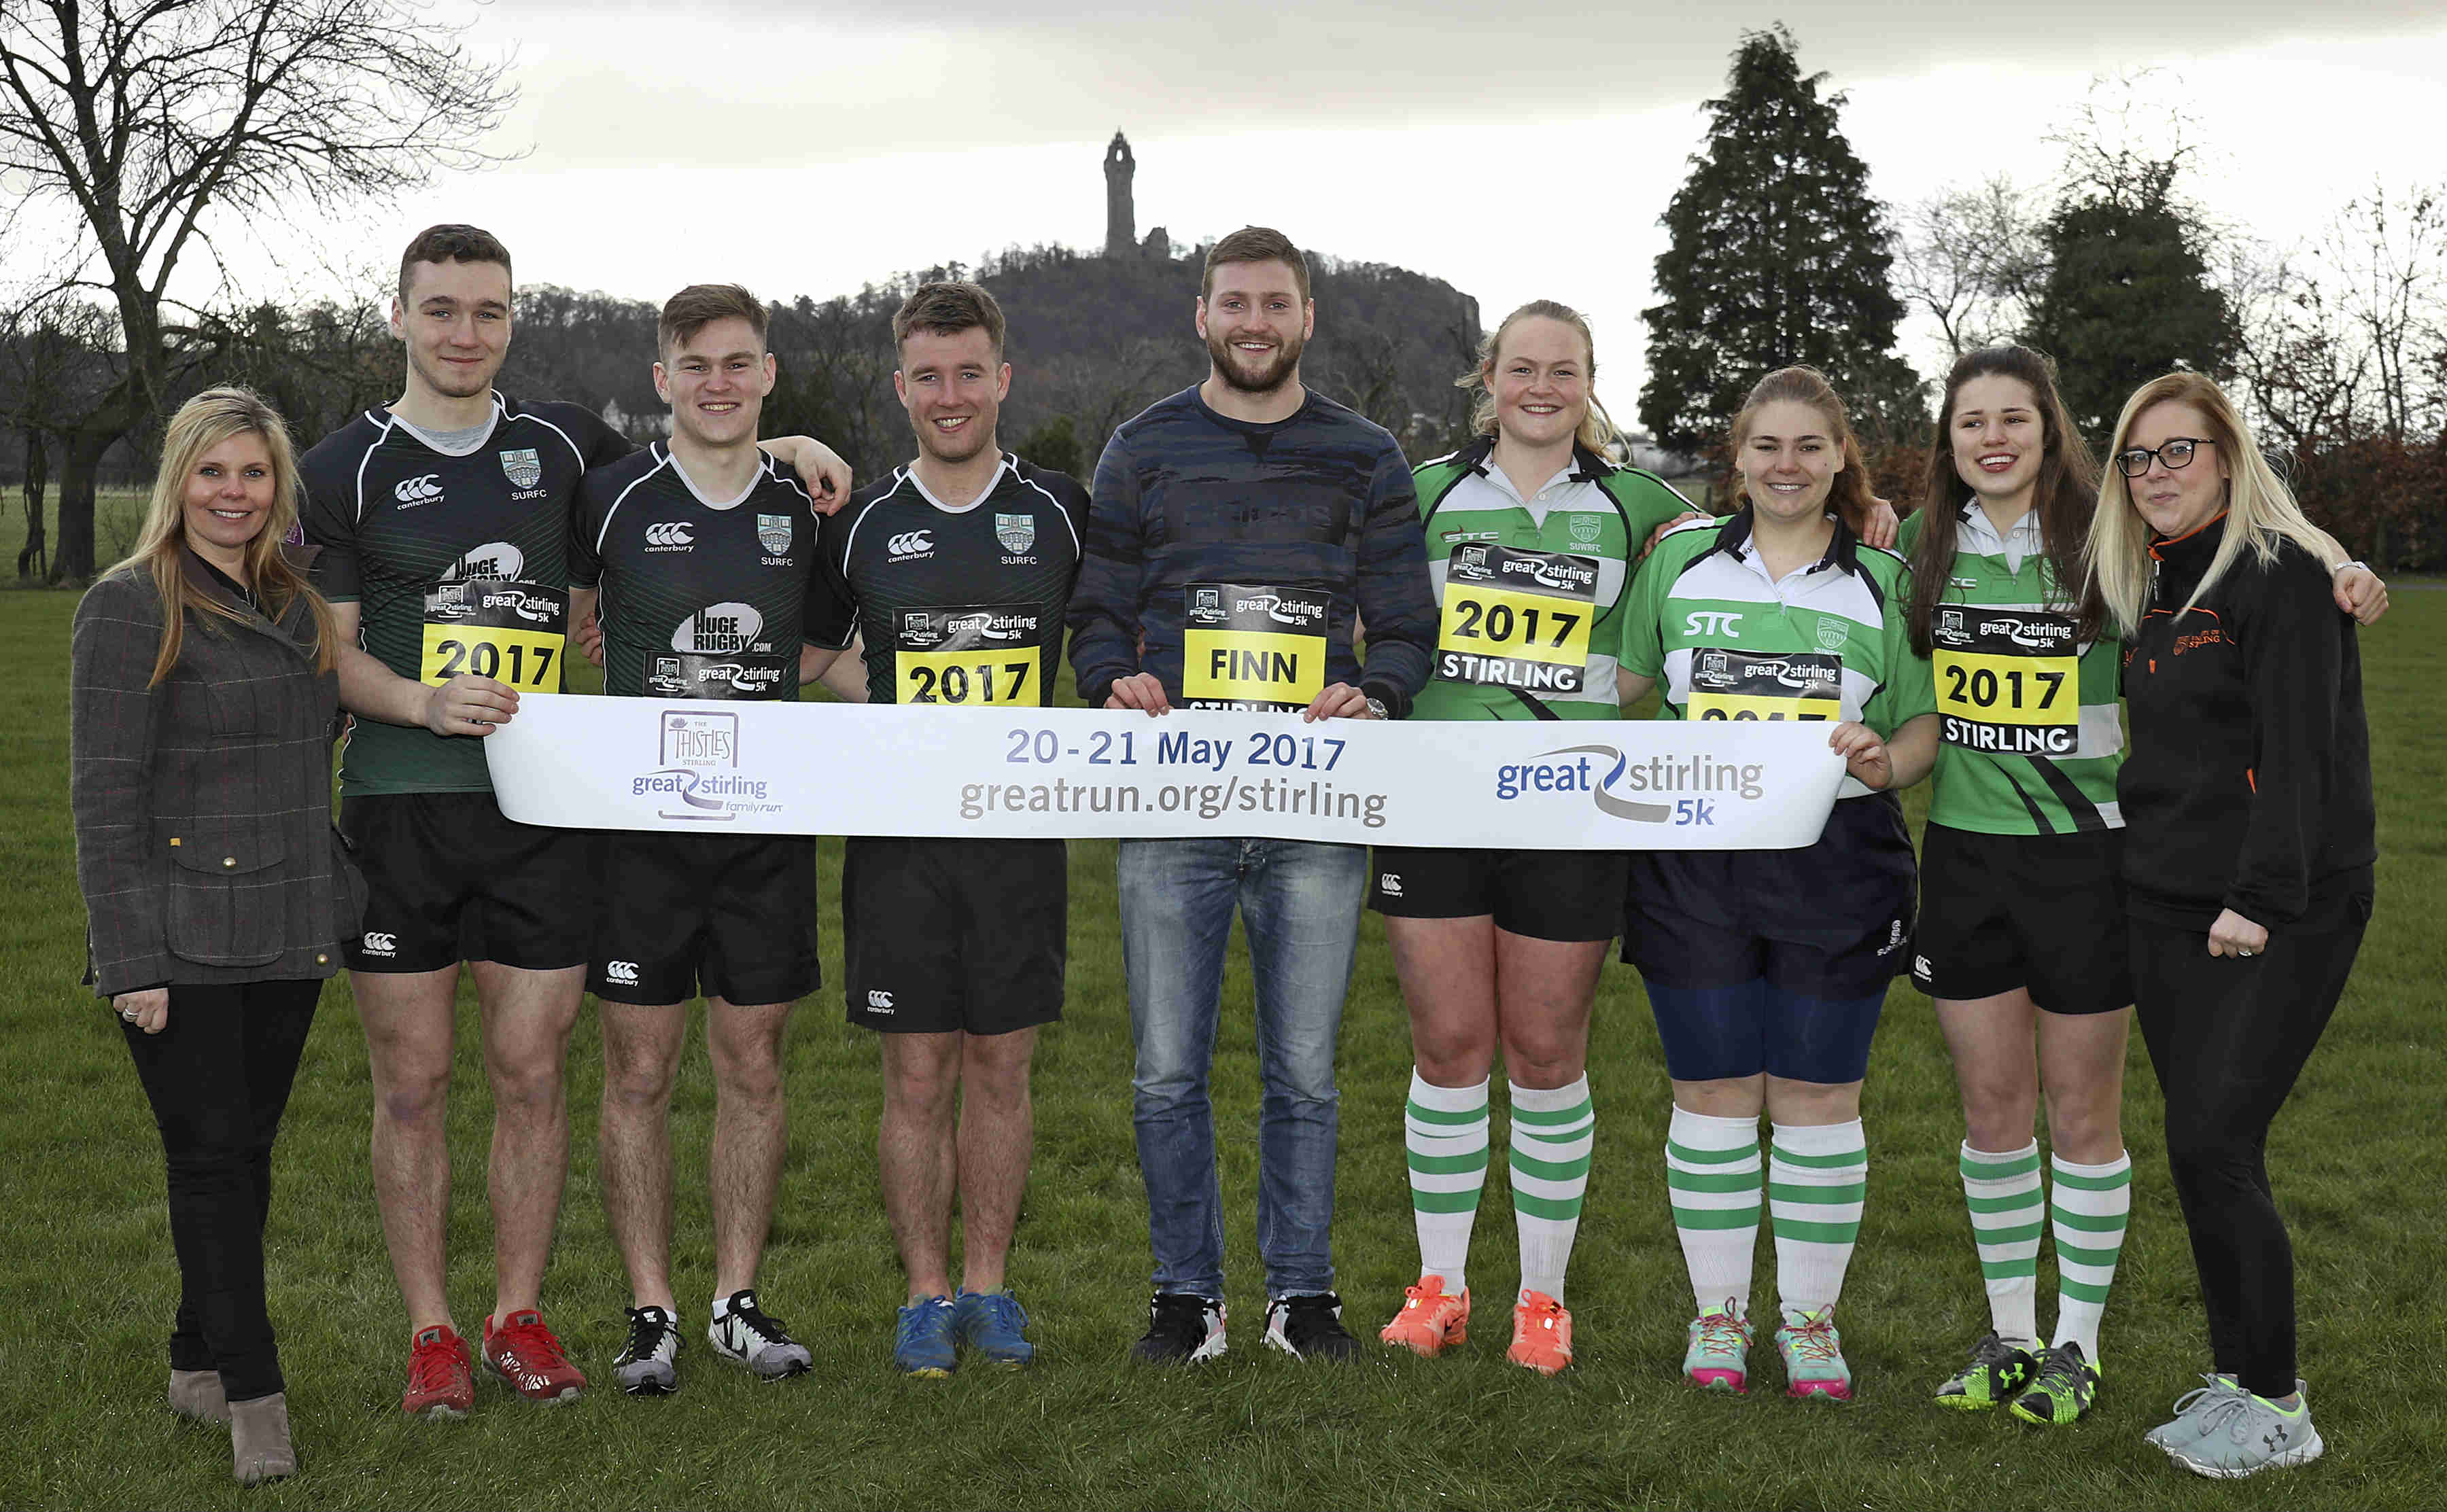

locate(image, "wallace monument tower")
(1104, 131), (1166, 259)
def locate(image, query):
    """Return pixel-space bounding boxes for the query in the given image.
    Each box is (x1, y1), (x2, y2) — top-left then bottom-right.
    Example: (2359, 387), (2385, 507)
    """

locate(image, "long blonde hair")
(114, 387), (335, 687)
(1457, 300), (1620, 455)
(2085, 372), (2344, 635)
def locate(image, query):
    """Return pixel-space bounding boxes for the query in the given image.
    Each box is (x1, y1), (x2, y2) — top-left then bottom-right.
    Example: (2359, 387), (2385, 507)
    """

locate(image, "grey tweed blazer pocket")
(158, 818), (288, 967)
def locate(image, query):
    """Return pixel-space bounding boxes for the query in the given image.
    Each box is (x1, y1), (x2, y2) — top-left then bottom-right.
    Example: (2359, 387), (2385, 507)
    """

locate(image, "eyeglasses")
(2113, 437), (2216, 478)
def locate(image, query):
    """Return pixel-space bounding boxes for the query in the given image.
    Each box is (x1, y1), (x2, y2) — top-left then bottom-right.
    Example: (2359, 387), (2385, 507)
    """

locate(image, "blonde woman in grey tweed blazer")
(68, 388), (362, 1487)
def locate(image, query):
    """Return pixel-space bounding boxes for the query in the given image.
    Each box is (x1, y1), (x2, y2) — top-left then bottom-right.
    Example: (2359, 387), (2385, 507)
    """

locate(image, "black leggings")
(2131, 884), (2371, 1399)
(122, 979), (321, 1403)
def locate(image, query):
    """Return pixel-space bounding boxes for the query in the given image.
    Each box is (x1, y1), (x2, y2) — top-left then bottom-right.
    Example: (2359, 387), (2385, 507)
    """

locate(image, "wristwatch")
(2331, 559), (2370, 576)
(1364, 696), (1388, 720)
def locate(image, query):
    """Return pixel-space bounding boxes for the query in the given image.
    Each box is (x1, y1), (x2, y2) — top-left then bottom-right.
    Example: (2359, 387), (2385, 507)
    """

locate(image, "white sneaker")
(614, 1305), (679, 1396)
(708, 1290), (812, 1381)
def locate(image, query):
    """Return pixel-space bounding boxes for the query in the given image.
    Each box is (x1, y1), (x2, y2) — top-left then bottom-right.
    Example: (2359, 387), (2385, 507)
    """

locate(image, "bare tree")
(0, 0), (515, 580)
(2328, 183), (2447, 444)
(1894, 176), (2044, 362)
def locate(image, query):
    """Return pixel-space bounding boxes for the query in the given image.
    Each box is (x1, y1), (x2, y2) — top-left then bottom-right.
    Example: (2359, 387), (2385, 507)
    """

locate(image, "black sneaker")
(613, 1305), (679, 1396)
(1130, 1293), (1226, 1365)
(708, 1289), (812, 1381)
(2009, 1341), (2101, 1426)
(1934, 1331), (2035, 1411)
(1264, 1293), (1358, 1361)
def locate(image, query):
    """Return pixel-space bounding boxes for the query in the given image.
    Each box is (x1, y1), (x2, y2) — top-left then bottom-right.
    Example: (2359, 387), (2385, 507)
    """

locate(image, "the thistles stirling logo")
(632, 710), (772, 821)
(1492, 743), (1764, 828)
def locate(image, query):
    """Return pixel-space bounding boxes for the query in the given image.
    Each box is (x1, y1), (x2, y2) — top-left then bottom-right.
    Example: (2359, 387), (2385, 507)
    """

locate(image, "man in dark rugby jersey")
(299, 226), (846, 1416)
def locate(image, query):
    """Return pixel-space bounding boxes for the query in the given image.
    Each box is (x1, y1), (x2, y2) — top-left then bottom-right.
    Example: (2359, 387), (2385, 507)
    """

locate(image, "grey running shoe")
(2160, 1382), (2323, 1478)
(2144, 1373), (2238, 1449)
(708, 1290), (812, 1381)
(614, 1305), (680, 1396)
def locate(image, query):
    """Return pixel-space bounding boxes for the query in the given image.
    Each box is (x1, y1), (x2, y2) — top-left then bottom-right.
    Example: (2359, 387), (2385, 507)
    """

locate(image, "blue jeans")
(1118, 836), (1366, 1299)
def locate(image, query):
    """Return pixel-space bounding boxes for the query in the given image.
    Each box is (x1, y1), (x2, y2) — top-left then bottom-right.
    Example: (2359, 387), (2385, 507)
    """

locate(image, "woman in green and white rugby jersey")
(1368, 301), (1694, 1375)
(1900, 345), (2387, 1426)
(1616, 366), (1937, 1403)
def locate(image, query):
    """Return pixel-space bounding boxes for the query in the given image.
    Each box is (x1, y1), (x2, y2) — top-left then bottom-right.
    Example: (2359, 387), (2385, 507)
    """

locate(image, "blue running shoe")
(895, 1295), (957, 1377)
(954, 1289), (1036, 1367)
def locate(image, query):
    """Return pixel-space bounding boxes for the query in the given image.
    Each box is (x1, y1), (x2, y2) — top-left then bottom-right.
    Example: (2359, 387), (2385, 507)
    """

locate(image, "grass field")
(1, 512), (2442, 1509)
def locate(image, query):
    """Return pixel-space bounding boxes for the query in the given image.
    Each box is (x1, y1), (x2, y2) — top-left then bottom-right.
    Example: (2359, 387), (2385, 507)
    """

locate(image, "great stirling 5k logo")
(632, 710), (769, 820)
(644, 603), (786, 697)
(1492, 743), (1767, 830)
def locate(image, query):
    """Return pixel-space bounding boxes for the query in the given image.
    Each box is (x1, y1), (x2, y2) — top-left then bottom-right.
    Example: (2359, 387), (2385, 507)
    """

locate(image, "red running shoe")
(402, 1324), (474, 1419)
(483, 1309), (586, 1404)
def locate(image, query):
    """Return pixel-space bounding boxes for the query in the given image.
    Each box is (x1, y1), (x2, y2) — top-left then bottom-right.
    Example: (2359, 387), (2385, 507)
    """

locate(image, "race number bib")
(1182, 583), (1329, 711)
(1436, 544), (1599, 692)
(894, 605), (1046, 707)
(421, 582), (567, 692)
(1931, 608), (2079, 754)
(1686, 648), (1841, 722)
(644, 652), (792, 700)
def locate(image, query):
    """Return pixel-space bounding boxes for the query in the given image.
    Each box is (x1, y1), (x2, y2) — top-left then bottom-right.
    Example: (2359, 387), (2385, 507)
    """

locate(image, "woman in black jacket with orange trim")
(2085, 371), (2374, 1479)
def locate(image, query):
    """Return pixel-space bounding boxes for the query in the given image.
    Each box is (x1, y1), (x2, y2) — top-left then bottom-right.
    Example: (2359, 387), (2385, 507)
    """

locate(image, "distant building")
(1105, 132), (1135, 257)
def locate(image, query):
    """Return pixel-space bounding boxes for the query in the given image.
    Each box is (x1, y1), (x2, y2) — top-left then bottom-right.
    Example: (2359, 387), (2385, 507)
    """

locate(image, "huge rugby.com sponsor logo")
(674, 602), (764, 654)
(1491, 744), (1764, 827)
(438, 541), (524, 584)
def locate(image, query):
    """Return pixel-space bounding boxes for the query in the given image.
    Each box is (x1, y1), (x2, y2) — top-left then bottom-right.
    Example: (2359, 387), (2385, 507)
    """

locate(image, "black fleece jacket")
(2117, 516), (2375, 929)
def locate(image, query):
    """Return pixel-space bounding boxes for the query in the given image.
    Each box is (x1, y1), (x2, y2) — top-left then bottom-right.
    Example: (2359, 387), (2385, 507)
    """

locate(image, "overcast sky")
(18, 0), (2447, 422)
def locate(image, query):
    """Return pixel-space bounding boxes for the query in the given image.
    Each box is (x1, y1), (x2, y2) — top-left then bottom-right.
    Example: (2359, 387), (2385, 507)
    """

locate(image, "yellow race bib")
(1436, 544), (1599, 693)
(1182, 583), (1329, 711)
(1930, 608), (2079, 754)
(1686, 648), (1842, 722)
(894, 605), (1047, 706)
(421, 582), (567, 692)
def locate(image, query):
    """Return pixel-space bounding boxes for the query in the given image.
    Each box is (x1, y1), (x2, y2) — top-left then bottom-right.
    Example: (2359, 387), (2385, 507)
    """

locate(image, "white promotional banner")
(484, 695), (1851, 850)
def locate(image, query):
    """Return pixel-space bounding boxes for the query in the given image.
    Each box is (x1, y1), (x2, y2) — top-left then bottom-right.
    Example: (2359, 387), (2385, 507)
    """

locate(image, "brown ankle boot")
(228, 1391), (296, 1485)
(168, 1368), (230, 1424)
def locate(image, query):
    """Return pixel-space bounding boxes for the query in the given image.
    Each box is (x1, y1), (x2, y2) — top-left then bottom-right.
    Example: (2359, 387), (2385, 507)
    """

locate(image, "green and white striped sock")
(1509, 1076), (1593, 1305)
(1962, 1140), (2043, 1346)
(1668, 1105), (1760, 1315)
(1771, 1120), (1867, 1319)
(2049, 1150), (2132, 1362)
(1404, 1070), (1490, 1295)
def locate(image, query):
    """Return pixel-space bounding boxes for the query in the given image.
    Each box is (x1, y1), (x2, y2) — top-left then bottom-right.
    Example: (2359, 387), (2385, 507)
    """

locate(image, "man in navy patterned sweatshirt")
(1067, 226), (1435, 1365)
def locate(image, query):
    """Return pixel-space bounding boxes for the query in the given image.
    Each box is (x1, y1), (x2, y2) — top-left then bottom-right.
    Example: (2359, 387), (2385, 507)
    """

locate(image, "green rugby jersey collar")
(1703, 505), (1864, 593)
(1956, 496), (2042, 576)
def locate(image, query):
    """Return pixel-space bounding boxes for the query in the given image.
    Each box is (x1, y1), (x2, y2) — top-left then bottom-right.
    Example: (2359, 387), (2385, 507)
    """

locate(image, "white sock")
(1404, 1070), (1490, 1296)
(2049, 1150), (2132, 1362)
(1667, 1106), (1760, 1316)
(1509, 1076), (1593, 1305)
(1961, 1140), (2043, 1346)
(1771, 1119), (1867, 1320)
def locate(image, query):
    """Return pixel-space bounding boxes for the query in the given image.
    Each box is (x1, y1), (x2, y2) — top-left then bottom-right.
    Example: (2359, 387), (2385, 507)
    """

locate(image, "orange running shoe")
(402, 1324), (474, 1419)
(483, 1309), (586, 1404)
(1378, 1276), (1471, 1357)
(1508, 1290), (1574, 1376)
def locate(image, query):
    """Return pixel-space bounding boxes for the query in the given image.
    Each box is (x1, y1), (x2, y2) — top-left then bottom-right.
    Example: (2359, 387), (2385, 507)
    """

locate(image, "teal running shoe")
(1682, 1301), (1754, 1394)
(954, 1289), (1035, 1367)
(895, 1295), (957, 1377)
(1775, 1307), (1854, 1401)
(2145, 1373), (2240, 1449)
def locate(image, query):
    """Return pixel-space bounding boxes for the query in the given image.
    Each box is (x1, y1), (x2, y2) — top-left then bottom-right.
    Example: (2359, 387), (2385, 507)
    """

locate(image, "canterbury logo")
(606, 960), (640, 983)
(394, 474), (442, 504)
(646, 522), (693, 547)
(866, 989), (894, 1010)
(1378, 874), (1403, 895)
(887, 530), (933, 559)
(360, 931), (398, 955)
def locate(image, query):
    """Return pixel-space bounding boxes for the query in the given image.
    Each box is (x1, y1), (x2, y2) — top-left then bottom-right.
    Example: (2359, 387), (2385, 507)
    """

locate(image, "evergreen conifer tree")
(1639, 26), (1919, 459)
(2023, 160), (2238, 442)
